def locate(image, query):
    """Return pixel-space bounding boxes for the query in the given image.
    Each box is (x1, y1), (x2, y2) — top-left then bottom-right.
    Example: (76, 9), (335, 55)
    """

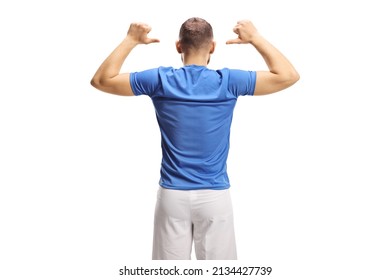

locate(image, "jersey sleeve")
(226, 69), (256, 97)
(130, 68), (160, 96)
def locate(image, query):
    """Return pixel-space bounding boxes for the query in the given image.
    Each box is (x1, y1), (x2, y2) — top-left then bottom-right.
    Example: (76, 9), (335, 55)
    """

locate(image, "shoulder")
(217, 67), (254, 75)
(216, 68), (256, 97)
(131, 66), (176, 83)
(131, 67), (174, 96)
(216, 68), (256, 82)
(132, 66), (173, 76)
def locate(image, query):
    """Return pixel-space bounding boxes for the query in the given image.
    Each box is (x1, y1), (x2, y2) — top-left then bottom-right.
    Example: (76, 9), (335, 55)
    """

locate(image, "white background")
(1, 0), (389, 279)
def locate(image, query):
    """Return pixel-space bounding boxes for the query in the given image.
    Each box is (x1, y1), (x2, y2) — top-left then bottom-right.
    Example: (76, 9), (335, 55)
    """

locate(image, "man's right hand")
(127, 22), (160, 45)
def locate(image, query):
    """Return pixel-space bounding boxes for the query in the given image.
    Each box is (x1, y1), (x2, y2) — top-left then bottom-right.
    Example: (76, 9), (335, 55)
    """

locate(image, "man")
(91, 18), (299, 260)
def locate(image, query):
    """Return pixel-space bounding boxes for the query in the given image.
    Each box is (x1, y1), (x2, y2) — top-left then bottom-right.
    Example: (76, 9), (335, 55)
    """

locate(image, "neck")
(182, 53), (210, 66)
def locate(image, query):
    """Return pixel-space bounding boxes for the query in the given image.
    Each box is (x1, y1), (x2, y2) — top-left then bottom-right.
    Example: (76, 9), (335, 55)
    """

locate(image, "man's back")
(131, 65), (256, 190)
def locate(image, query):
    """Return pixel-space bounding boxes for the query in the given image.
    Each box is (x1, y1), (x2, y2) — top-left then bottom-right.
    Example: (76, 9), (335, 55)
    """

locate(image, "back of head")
(179, 17), (213, 53)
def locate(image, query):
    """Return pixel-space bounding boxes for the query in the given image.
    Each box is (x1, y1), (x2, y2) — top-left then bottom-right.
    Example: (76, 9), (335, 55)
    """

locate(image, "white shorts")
(152, 187), (237, 260)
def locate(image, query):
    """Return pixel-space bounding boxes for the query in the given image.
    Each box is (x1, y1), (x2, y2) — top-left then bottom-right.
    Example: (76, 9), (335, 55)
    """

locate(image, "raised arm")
(226, 20), (299, 95)
(90, 23), (159, 96)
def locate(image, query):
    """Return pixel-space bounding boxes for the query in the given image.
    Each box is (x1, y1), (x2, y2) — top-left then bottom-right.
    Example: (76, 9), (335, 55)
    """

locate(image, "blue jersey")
(130, 65), (256, 190)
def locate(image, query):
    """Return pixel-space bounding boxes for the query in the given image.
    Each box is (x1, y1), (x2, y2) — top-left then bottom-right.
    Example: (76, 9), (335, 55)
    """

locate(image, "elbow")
(292, 70), (300, 84)
(90, 76), (104, 90)
(288, 67), (300, 84)
(90, 78), (98, 89)
(283, 69), (300, 87)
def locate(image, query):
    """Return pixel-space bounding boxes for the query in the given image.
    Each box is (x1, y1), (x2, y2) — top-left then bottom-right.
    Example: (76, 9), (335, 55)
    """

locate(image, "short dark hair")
(179, 17), (213, 52)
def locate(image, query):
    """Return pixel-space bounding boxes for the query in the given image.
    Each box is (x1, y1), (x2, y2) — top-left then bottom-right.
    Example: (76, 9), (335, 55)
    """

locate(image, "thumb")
(145, 37), (160, 44)
(226, 38), (243, 44)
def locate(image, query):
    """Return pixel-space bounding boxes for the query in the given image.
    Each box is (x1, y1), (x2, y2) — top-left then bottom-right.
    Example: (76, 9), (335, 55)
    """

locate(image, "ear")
(209, 41), (216, 54)
(176, 41), (183, 54)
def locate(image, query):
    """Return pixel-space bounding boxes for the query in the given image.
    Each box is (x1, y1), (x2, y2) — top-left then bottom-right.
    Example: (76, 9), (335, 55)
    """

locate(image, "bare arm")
(226, 20), (299, 95)
(90, 23), (159, 96)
